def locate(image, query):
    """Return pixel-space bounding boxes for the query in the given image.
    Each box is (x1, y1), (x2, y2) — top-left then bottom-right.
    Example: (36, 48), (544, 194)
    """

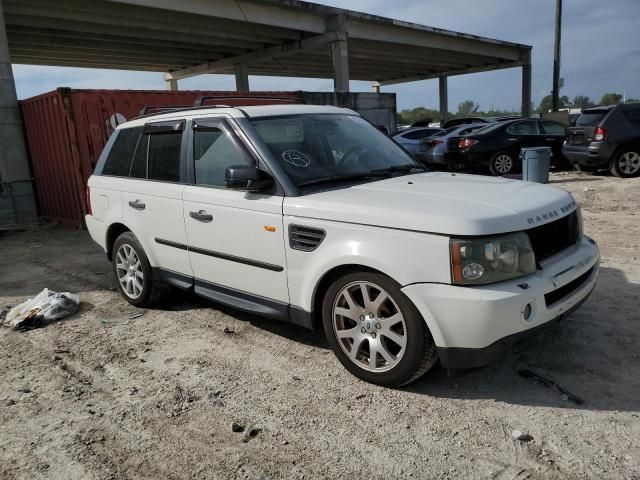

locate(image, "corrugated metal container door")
(20, 90), (85, 227)
(19, 89), (303, 227)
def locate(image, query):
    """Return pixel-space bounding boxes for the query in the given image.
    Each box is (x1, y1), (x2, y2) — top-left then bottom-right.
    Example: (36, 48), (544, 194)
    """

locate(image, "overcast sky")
(12, 0), (640, 111)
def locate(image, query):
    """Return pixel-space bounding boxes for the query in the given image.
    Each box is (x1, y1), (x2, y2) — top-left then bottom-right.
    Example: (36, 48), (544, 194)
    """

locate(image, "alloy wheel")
(115, 244), (144, 299)
(619, 152), (640, 175)
(494, 154), (513, 174)
(332, 281), (407, 373)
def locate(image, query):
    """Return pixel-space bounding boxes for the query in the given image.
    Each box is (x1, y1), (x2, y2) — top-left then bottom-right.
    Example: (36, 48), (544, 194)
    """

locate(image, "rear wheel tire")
(112, 231), (170, 307)
(322, 271), (438, 387)
(489, 152), (515, 176)
(610, 148), (640, 178)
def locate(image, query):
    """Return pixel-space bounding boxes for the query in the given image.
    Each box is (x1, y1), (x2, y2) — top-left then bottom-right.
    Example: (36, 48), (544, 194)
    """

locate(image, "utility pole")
(552, 0), (563, 111)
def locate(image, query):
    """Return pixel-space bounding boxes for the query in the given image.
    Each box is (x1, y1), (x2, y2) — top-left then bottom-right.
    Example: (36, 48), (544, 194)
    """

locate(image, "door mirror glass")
(225, 165), (273, 192)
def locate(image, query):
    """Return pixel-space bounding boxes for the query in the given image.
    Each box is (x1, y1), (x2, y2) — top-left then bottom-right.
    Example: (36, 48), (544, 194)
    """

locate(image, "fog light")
(523, 303), (533, 321)
(462, 263), (484, 280)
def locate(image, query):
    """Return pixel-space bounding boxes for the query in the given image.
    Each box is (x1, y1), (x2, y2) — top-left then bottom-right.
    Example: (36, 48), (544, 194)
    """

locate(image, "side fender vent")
(289, 225), (326, 252)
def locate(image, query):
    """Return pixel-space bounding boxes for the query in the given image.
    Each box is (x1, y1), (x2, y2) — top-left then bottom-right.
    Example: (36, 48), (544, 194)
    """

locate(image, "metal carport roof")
(3, 0), (531, 89)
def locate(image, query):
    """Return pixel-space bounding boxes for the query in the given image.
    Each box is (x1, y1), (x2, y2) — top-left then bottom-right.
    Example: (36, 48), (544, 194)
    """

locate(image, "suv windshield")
(250, 114), (418, 187)
(576, 110), (608, 126)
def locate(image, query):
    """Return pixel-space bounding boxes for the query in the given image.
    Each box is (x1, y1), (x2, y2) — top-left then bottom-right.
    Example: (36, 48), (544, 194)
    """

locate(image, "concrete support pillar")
(0, 0), (37, 224)
(371, 83), (381, 94)
(438, 76), (448, 125)
(330, 39), (349, 93)
(234, 63), (249, 91)
(165, 77), (178, 91)
(521, 54), (532, 117)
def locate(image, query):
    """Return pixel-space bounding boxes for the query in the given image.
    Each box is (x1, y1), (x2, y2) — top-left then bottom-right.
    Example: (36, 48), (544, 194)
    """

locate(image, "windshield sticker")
(282, 150), (312, 168)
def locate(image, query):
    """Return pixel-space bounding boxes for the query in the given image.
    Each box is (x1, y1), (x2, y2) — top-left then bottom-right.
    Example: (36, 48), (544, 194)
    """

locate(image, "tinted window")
(576, 111), (608, 126)
(102, 127), (141, 176)
(541, 121), (566, 135)
(194, 128), (251, 186)
(147, 133), (182, 182)
(130, 134), (148, 179)
(507, 121), (539, 135)
(622, 107), (640, 126)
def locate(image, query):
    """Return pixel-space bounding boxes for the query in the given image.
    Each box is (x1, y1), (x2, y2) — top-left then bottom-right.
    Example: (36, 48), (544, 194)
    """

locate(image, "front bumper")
(402, 236), (599, 368)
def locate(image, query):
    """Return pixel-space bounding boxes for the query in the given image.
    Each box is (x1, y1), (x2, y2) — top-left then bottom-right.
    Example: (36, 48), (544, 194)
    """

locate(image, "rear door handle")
(128, 200), (145, 210)
(508, 138), (518, 142)
(189, 210), (213, 222)
(545, 138), (557, 141)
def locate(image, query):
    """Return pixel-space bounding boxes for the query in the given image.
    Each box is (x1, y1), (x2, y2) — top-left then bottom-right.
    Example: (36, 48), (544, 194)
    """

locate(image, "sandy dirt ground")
(1, 171), (639, 480)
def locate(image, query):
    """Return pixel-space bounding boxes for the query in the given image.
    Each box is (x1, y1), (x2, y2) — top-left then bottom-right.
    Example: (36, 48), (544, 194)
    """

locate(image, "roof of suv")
(122, 104), (355, 129)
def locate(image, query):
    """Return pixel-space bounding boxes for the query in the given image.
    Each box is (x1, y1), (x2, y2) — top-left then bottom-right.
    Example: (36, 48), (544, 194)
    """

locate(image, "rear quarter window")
(101, 127), (141, 176)
(622, 107), (640, 126)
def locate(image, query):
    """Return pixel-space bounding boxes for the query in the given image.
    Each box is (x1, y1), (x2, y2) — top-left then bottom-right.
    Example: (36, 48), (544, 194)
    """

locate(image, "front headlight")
(450, 232), (536, 285)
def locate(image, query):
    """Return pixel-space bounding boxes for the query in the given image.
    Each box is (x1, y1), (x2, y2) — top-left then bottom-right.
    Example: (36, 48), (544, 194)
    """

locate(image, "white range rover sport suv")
(86, 104), (599, 387)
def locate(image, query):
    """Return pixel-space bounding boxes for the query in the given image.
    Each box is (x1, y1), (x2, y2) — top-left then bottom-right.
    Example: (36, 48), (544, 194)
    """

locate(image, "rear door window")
(101, 127), (141, 176)
(576, 111), (608, 126)
(540, 121), (566, 135)
(147, 133), (182, 182)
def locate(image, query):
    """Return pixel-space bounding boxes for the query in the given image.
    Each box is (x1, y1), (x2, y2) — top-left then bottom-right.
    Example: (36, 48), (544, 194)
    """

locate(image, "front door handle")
(507, 138), (518, 142)
(189, 210), (213, 222)
(128, 200), (145, 210)
(545, 138), (557, 141)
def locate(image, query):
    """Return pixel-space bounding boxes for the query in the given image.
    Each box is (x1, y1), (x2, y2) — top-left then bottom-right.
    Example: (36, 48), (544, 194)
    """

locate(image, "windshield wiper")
(369, 164), (427, 174)
(297, 171), (388, 187)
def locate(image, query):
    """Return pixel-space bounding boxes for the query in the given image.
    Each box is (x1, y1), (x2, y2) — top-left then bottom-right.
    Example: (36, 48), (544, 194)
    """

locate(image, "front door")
(182, 118), (289, 304)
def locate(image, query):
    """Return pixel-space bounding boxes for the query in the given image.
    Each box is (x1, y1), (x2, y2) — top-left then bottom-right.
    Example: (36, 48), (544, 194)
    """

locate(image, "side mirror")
(225, 165), (273, 192)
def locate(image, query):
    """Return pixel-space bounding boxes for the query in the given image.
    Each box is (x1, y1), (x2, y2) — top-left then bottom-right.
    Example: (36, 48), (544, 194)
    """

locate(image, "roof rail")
(194, 95), (304, 107)
(132, 104), (233, 121)
(138, 105), (191, 116)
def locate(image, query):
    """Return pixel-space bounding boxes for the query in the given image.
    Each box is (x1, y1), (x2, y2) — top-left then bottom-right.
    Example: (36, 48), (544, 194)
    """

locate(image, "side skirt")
(155, 268), (314, 329)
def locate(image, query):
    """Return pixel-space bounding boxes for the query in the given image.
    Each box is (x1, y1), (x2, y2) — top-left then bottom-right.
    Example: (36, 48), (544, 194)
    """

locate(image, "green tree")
(599, 92), (623, 106)
(457, 100), (480, 115)
(572, 95), (593, 110)
(397, 107), (440, 125)
(537, 95), (569, 113)
(625, 98), (639, 104)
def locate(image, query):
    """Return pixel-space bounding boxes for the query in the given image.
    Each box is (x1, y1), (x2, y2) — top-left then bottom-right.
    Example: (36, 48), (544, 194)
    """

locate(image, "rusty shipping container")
(19, 88), (303, 227)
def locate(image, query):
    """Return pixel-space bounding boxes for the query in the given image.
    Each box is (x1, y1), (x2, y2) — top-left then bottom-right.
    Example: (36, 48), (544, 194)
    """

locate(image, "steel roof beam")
(164, 31), (345, 81)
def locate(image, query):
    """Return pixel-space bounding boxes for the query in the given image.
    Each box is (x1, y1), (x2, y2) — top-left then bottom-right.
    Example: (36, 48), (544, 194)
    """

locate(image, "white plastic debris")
(5, 289), (80, 331)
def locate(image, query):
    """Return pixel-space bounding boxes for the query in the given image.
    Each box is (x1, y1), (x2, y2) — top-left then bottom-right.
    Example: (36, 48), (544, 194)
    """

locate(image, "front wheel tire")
(322, 272), (438, 387)
(112, 231), (169, 307)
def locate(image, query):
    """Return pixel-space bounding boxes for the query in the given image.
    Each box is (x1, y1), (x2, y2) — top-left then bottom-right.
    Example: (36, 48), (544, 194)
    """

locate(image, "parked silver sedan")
(414, 123), (489, 166)
(392, 127), (443, 156)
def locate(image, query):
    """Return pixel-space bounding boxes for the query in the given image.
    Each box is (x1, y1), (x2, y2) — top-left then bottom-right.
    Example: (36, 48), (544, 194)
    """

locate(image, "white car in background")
(392, 126), (443, 156)
(86, 104), (599, 387)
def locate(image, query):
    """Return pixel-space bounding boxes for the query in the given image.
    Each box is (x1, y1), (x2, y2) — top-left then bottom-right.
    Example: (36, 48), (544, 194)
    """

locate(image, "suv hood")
(283, 172), (576, 236)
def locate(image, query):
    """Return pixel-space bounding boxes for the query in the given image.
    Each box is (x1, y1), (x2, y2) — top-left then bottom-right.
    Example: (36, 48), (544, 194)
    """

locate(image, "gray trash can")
(520, 146), (551, 183)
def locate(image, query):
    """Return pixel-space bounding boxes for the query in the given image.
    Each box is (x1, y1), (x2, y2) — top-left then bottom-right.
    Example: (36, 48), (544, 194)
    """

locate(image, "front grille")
(544, 266), (594, 307)
(527, 211), (580, 263)
(289, 225), (326, 252)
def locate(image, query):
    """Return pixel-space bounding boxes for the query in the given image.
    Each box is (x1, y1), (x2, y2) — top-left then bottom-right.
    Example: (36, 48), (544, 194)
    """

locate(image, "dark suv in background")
(563, 104), (640, 178)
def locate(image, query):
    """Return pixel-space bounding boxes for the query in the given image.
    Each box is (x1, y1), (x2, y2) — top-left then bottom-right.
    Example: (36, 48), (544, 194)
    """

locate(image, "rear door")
(539, 120), (568, 164)
(182, 117), (289, 304)
(504, 120), (541, 158)
(121, 120), (192, 277)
